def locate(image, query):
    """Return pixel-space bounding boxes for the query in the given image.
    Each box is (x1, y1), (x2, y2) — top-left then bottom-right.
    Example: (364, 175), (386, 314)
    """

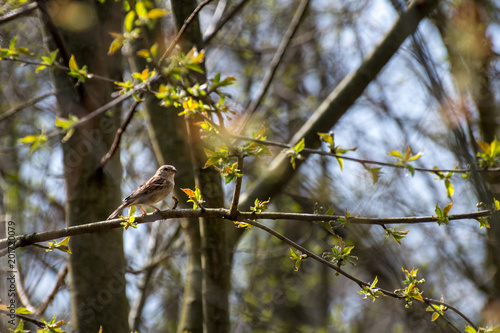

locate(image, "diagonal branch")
(203, 0), (251, 44)
(241, 0), (310, 126)
(238, 217), (478, 330)
(99, 95), (143, 170)
(0, 91), (55, 123)
(0, 2), (38, 25)
(157, 0), (214, 67)
(236, 0), (440, 229)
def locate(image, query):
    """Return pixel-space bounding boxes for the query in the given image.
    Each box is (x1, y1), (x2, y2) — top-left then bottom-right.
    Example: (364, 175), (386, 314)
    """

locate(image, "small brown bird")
(107, 165), (177, 220)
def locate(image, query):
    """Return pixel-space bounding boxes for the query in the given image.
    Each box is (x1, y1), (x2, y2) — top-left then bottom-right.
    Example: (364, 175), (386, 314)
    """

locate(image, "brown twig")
(240, 0), (310, 131)
(0, 91), (55, 123)
(0, 2), (38, 25)
(203, 0), (251, 44)
(239, 218), (478, 330)
(157, 0), (215, 67)
(33, 263), (68, 316)
(99, 95), (143, 170)
(230, 134), (496, 174)
(229, 155), (244, 217)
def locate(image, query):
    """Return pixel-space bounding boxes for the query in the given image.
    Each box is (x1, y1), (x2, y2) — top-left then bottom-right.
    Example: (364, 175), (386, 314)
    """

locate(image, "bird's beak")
(169, 169), (177, 174)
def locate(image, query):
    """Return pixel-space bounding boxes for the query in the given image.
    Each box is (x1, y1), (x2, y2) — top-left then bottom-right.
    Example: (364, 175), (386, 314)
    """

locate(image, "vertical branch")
(241, 0), (310, 127)
(99, 96), (143, 170)
(229, 155), (244, 217)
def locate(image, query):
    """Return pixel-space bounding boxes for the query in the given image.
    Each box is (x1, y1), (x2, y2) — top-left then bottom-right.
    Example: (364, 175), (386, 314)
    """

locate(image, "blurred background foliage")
(1, 0), (500, 332)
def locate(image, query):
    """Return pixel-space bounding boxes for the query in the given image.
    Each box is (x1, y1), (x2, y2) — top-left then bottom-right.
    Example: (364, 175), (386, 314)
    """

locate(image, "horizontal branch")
(0, 2), (38, 25)
(230, 134), (498, 174)
(0, 205), (483, 329)
(0, 208), (491, 253)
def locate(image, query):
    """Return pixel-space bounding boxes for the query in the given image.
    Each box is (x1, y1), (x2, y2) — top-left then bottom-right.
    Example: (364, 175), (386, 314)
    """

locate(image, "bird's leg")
(138, 206), (148, 216)
(146, 205), (162, 213)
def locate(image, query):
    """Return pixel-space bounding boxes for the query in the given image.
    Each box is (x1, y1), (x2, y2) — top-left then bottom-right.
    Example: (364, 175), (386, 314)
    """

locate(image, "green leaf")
(317, 132), (334, 146)
(46, 236), (72, 254)
(294, 138), (305, 153)
(385, 228), (409, 245)
(15, 307), (32, 314)
(18, 133), (48, 152)
(443, 201), (454, 216)
(9, 35), (17, 50)
(135, 1), (148, 18)
(365, 166), (382, 184)
(147, 8), (169, 20)
(68, 55), (78, 72)
(336, 157), (344, 171)
(124, 11), (136, 32)
(387, 150), (402, 158)
(289, 248), (307, 271)
(108, 34), (124, 55)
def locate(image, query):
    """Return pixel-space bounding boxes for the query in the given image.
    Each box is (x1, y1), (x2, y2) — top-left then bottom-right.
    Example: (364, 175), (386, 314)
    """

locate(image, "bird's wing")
(123, 176), (167, 202)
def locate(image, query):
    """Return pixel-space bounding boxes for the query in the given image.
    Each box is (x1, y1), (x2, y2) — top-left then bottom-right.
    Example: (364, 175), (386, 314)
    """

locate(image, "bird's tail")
(107, 203), (127, 220)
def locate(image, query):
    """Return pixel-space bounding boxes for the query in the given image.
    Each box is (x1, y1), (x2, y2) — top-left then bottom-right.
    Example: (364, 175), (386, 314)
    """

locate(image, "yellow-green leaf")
(477, 140), (490, 154)
(147, 8), (169, 20)
(68, 55), (78, 72)
(18, 134), (38, 144)
(135, 1), (147, 18)
(108, 34), (124, 55)
(408, 152), (423, 161)
(16, 307), (32, 314)
(443, 201), (454, 216)
(136, 49), (150, 58)
(387, 150), (402, 158)
(124, 11), (136, 32)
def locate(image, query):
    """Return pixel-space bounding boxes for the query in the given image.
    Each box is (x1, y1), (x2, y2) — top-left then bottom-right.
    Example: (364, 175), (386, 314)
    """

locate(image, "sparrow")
(107, 165), (177, 220)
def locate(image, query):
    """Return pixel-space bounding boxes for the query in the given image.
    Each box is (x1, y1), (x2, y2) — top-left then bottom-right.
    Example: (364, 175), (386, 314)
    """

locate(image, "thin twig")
(239, 218), (368, 285)
(238, 218), (479, 330)
(157, 0), (215, 67)
(424, 300), (464, 332)
(33, 263), (68, 316)
(240, 0), (310, 131)
(0, 2), (38, 25)
(4, 58), (116, 83)
(99, 95), (143, 170)
(0, 309), (46, 328)
(203, 0), (251, 44)
(0, 91), (55, 123)
(230, 134), (497, 174)
(229, 155), (244, 217)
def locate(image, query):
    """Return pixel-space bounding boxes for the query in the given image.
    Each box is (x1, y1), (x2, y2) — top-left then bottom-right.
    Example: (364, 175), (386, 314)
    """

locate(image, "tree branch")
(157, 0), (214, 67)
(241, 0), (310, 126)
(0, 2), (38, 25)
(236, 0), (440, 236)
(239, 217), (478, 331)
(99, 96), (143, 170)
(0, 208), (491, 253)
(229, 155), (244, 217)
(230, 134), (493, 174)
(203, 0), (251, 44)
(0, 91), (55, 123)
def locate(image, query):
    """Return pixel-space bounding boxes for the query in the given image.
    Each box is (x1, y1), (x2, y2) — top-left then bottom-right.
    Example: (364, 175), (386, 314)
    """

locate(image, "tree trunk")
(39, 0), (129, 331)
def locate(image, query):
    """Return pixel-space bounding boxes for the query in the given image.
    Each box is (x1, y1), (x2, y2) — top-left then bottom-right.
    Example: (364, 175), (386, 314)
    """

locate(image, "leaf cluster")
(395, 267), (425, 308)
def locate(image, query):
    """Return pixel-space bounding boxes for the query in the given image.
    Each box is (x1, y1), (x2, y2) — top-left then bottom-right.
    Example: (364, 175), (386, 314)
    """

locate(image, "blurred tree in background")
(1, 0), (500, 332)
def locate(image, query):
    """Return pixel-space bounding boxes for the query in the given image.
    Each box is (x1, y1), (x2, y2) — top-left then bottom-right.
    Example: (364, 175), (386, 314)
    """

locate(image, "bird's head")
(156, 165), (177, 178)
